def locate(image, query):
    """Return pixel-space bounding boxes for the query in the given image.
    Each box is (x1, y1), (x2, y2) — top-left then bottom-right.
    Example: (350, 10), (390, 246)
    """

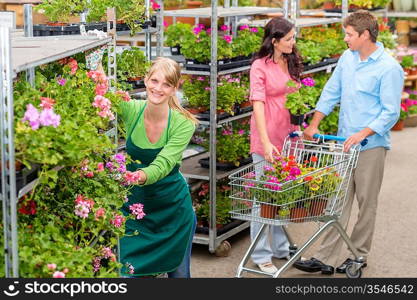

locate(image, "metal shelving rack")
(0, 6), (118, 277)
(155, 0), (283, 254)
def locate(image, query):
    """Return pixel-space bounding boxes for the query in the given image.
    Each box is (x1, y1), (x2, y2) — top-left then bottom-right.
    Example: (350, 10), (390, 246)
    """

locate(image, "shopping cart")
(228, 132), (367, 278)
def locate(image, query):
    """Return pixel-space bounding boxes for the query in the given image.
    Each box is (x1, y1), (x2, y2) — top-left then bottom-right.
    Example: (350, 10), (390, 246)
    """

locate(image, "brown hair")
(253, 17), (303, 81)
(146, 57), (198, 125)
(343, 10), (378, 43)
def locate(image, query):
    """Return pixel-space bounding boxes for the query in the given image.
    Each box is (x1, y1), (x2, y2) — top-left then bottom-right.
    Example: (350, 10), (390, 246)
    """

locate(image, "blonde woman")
(119, 57), (198, 278)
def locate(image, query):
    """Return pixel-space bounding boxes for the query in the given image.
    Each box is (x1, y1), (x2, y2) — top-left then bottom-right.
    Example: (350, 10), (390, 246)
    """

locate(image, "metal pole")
(0, 26), (18, 277)
(209, 0), (218, 253)
(156, 0), (163, 57)
(106, 8), (117, 91)
(342, 0), (348, 20)
(290, 0), (296, 23)
(23, 4), (35, 87)
(284, 0), (289, 18)
(145, 0), (152, 60)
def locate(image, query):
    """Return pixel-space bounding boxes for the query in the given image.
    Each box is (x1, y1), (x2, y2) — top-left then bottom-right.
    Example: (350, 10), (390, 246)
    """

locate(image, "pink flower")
(204, 87), (211, 91)
(123, 171), (141, 185)
(63, 268), (69, 274)
(238, 129), (245, 135)
(93, 257), (101, 273)
(289, 167), (301, 176)
(163, 21), (168, 27)
(22, 104), (40, 130)
(75, 202), (90, 218)
(95, 207), (105, 220)
(85, 171), (94, 178)
(250, 27), (259, 33)
(239, 25), (249, 30)
(223, 35), (232, 44)
(126, 263), (135, 274)
(193, 26), (202, 35)
(197, 76), (205, 81)
(95, 82), (109, 96)
(222, 129), (233, 136)
(68, 58), (78, 75)
(39, 109), (61, 128)
(110, 214), (125, 228)
(47, 263), (57, 270)
(206, 28), (212, 34)
(97, 162), (105, 172)
(40, 97), (55, 109)
(263, 165), (274, 172)
(151, 0), (160, 10)
(53, 271), (65, 278)
(301, 77), (315, 87)
(113, 153), (126, 164)
(116, 90), (131, 102)
(102, 247), (115, 259)
(197, 24), (205, 29)
(220, 24), (229, 31)
(129, 203), (146, 220)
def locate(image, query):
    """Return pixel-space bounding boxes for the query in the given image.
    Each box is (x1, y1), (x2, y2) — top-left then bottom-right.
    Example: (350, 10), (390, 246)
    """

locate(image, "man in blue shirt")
(294, 10), (404, 275)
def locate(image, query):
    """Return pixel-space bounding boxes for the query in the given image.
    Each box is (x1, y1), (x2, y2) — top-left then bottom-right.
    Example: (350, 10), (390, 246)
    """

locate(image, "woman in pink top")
(249, 17), (302, 274)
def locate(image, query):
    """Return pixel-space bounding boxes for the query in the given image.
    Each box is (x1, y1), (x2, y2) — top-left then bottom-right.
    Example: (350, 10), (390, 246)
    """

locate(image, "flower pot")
(391, 120), (405, 131)
(186, 106), (206, 114)
(290, 207), (309, 223)
(290, 113), (305, 125)
(404, 114), (417, 127)
(260, 203), (278, 219)
(309, 199), (328, 217)
(322, 1), (335, 9)
(396, 20), (410, 34)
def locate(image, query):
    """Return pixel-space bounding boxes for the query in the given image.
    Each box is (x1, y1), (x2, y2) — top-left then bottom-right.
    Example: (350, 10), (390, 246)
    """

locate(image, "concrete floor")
(190, 126), (417, 278)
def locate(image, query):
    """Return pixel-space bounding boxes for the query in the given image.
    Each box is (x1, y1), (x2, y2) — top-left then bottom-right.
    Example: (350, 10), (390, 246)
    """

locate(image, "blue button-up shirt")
(316, 42), (404, 151)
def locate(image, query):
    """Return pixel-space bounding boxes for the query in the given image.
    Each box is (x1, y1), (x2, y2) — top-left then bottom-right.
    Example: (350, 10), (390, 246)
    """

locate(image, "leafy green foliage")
(35, 0), (88, 23)
(165, 23), (194, 47)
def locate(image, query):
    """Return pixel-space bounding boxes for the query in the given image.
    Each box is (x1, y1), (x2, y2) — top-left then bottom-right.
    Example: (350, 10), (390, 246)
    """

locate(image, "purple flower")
(106, 161), (114, 171)
(57, 78), (66, 86)
(117, 165), (127, 173)
(206, 28), (212, 34)
(239, 25), (249, 30)
(289, 167), (301, 176)
(22, 104), (40, 130)
(301, 77), (315, 87)
(39, 109), (61, 128)
(220, 25), (229, 31)
(223, 35), (232, 44)
(250, 27), (259, 33)
(113, 153), (126, 164)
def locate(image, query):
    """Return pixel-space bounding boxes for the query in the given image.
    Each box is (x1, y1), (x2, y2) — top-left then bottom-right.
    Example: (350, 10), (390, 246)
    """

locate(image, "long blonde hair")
(146, 57), (198, 125)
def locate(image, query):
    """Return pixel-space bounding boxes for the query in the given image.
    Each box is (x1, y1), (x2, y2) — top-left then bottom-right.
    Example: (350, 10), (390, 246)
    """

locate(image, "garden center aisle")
(190, 126), (417, 278)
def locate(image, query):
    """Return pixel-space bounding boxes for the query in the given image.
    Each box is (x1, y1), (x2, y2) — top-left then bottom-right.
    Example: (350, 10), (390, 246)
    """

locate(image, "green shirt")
(120, 100), (195, 185)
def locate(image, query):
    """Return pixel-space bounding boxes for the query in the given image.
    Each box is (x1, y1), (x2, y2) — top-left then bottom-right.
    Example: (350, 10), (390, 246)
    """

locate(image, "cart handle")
(289, 131), (368, 147)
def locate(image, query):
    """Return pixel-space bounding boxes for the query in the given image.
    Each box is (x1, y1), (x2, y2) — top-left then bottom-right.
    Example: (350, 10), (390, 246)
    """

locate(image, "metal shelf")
(386, 11), (417, 18)
(181, 65), (250, 76)
(302, 62), (338, 75)
(11, 35), (112, 75)
(193, 221), (250, 247)
(198, 111), (252, 127)
(163, 6), (283, 18)
(116, 27), (158, 36)
(241, 17), (342, 28)
(180, 152), (253, 181)
(300, 8), (388, 17)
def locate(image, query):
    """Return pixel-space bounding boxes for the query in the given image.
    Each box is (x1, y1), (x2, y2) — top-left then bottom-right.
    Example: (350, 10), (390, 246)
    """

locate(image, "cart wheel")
(215, 240), (231, 257)
(345, 263), (362, 278)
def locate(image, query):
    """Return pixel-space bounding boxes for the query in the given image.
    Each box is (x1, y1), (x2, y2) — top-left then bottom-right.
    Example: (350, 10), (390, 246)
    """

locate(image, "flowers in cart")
(243, 154), (343, 221)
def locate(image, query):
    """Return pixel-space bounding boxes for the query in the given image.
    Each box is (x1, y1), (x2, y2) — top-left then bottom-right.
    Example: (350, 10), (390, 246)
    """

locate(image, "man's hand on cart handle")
(302, 126), (319, 141)
(289, 131), (368, 151)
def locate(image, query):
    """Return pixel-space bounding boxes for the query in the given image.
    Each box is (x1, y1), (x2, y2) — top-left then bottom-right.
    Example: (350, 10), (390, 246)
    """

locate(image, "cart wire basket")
(228, 133), (367, 278)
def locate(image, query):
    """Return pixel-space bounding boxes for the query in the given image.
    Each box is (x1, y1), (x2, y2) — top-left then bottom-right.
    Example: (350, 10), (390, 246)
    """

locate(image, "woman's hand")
(263, 141), (280, 163)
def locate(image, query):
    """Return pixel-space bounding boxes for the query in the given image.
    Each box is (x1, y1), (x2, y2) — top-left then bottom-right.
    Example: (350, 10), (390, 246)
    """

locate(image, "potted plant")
(165, 23), (193, 55)
(285, 77), (320, 125)
(232, 25), (264, 61)
(392, 103), (408, 131)
(400, 55), (416, 76)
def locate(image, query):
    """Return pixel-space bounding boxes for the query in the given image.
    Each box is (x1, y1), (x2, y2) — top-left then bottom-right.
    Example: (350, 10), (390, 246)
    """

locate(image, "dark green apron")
(120, 104), (194, 276)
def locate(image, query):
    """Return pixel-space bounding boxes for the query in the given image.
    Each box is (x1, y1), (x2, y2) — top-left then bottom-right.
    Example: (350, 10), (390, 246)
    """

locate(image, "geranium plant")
(285, 77), (320, 116)
(165, 22), (194, 48)
(233, 25), (264, 58)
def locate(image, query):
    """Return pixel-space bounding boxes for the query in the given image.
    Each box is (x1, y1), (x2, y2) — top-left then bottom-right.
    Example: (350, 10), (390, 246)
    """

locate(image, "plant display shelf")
(1, 25), (116, 277)
(181, 65), (250, 76)
(386, 11), (417, 18)
(11, 35), (112, 77)
(197, 111), (252, 127)
(242, 17), (342, 29)
(162, 6), (283, 18)
(300, 7), (388, 18)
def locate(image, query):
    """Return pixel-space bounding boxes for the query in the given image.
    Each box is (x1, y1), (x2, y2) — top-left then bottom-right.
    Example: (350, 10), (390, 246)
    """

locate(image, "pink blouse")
(249, 57), (298, 156)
